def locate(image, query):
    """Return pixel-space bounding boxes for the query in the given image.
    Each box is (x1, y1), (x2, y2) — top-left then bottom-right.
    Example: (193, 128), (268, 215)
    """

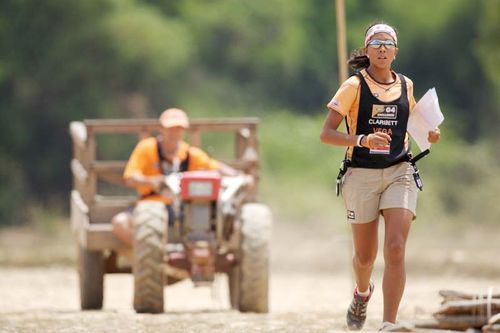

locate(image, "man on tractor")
(112, 107), (240, 247)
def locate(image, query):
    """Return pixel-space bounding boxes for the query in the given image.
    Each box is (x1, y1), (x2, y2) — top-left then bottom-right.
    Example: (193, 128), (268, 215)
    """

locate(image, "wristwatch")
(356, 134), (365, 147)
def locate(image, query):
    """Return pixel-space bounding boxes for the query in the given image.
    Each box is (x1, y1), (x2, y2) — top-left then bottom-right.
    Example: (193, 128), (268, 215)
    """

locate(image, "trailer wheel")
(133, 201), (167, 313)
(78, 245), (104, 310)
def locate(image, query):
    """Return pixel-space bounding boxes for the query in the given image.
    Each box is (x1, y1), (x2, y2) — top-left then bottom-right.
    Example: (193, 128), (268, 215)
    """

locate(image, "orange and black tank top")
(350, 72), (410, 168)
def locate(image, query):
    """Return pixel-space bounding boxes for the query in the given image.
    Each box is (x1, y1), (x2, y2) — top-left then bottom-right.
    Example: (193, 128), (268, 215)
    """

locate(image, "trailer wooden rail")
(70, 118), (260, 251)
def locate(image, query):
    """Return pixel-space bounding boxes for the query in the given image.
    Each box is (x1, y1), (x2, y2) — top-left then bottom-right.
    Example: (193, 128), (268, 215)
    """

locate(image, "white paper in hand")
(407, 88), (444, 151)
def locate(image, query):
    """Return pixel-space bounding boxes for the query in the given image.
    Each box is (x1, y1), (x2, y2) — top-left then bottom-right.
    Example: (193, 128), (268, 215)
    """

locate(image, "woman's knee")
(354, 251), (377, 268)
(384, 241), (405, 265)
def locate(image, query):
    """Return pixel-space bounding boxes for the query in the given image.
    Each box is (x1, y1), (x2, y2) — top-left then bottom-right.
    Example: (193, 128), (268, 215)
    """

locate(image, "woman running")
(320, 22), (441, 331)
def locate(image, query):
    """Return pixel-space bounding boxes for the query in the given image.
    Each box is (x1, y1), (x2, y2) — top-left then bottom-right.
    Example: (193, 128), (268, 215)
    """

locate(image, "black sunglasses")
(367, 39), (397, 49)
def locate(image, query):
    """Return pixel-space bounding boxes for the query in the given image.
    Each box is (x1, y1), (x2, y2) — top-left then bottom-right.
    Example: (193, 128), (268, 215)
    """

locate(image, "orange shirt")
(327, 69), (416, 159)
(123, 137), (220, 203)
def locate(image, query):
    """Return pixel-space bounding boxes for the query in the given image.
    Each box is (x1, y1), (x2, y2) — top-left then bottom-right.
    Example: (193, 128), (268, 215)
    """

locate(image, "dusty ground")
(0, 219), (498, 333)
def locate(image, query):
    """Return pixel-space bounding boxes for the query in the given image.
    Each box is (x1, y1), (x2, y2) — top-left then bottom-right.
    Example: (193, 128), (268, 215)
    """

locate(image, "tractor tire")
(229, 203), (272, 313)
(132, 201), (167, 314)
(78, 245), (104, 310)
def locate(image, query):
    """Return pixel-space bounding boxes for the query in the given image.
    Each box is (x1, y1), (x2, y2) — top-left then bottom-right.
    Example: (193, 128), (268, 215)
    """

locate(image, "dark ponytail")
(348, 48), (369, 70)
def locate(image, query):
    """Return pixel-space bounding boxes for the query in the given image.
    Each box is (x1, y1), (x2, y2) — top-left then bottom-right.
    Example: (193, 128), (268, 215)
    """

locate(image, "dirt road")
(1, 222), (498, 332)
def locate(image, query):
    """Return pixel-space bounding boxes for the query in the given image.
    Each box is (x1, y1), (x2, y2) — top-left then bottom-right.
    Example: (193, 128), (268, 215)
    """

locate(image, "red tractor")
(70, 118), (272, 313)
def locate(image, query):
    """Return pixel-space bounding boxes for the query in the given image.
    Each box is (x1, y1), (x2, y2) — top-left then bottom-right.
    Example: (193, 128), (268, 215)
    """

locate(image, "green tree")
(476, 0), (500, 144)
(0, 0), (498, 225)
(0, 0), (193, 223)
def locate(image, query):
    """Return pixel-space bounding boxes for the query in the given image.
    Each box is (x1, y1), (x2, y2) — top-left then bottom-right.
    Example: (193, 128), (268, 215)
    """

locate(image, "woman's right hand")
(362, 132), (391, 149)
(428, 127), (441, 143)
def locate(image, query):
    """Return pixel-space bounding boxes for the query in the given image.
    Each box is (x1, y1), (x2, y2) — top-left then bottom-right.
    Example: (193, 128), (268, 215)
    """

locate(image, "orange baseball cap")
(159, 108), (189, 128)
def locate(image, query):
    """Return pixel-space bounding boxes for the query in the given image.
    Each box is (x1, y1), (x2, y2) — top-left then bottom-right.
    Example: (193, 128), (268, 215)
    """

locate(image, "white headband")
(364, 24), (398, 47)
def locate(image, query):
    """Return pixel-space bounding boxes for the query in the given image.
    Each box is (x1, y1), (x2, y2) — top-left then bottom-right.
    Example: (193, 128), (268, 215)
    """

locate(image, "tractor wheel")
(229, 203), (272, 313)
(132, 201), (167, 313)
(78, 245), (104, 310)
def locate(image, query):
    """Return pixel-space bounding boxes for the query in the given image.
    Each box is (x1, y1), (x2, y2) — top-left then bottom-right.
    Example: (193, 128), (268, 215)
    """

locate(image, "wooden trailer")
(69, 118), (261, 310)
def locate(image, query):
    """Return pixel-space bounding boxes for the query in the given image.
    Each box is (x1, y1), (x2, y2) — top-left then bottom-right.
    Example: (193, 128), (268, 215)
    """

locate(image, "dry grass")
(0, 218), (75, 266)
(1, 211), (499, 280)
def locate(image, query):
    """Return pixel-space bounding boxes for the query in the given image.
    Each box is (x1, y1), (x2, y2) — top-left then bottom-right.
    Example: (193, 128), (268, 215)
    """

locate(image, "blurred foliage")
(0, 0), (498, 224)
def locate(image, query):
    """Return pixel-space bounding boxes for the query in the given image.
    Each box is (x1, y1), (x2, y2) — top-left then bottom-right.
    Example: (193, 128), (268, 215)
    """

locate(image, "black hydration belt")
(407, 149), (430, 191)
(336, 149), (430, 196)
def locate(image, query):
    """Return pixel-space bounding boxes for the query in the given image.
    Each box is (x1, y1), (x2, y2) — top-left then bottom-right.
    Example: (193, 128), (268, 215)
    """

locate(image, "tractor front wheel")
(133, 201), (167, 313)
(229, 203), (272, 313)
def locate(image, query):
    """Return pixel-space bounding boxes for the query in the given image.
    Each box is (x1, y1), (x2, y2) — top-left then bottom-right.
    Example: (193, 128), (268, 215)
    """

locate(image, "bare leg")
(111, 211), (134, 247)
(351, 218), (379, 292)
(382, 208), (413, 323)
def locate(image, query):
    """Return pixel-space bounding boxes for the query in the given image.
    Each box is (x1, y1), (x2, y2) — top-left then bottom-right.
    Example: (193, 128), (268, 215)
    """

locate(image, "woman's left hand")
(428, 127), (441, 143)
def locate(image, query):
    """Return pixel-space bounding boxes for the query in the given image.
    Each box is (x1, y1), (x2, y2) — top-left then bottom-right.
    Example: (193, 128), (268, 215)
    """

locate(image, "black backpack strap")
(156, 136), (168, 175)
(180, 150), (190, 172)
(156, 136), (166, 158)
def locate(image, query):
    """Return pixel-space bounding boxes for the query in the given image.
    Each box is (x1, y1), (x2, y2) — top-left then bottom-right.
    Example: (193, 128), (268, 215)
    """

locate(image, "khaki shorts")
(341, 162), (418, 224)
